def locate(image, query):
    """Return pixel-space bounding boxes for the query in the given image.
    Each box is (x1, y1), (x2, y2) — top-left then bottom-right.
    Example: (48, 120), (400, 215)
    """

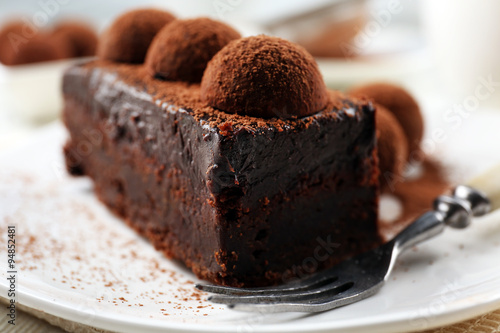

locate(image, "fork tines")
(195, 264), (385, 313)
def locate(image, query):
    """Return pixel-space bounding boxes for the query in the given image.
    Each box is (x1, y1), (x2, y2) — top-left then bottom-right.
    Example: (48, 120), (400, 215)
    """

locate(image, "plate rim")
(2, 256), (500, 333)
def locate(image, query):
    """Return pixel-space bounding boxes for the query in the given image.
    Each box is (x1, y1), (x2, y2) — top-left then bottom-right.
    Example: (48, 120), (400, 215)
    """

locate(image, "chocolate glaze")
(63, 61), (381, 286)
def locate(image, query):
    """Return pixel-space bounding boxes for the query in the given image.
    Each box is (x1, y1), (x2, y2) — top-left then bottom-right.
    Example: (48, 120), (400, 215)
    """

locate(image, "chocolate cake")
(63, 11), (381, 287)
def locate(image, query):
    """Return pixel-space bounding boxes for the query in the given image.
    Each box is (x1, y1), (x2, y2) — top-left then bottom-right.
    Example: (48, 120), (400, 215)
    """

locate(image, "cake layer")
(63, 62), (381, 286)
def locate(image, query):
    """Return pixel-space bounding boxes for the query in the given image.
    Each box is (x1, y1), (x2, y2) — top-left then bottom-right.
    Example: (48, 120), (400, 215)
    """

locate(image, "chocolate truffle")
(348, 82), (424, 154)
(145, 18), (240, 83)
(200, 35), (328, 119)
(2, 33), (69, 65)
(0, 22), (24, 65)
(98, 8), (175, 63)
(375, 103), (409, 190)
(52, 21), (98, 57)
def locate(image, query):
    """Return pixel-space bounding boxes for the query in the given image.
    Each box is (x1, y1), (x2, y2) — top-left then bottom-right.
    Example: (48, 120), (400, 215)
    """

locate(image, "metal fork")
(195, 186), (491, 313)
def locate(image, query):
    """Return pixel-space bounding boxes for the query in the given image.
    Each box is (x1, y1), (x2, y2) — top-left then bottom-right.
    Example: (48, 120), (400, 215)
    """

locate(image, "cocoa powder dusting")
(379, 157), (451, 239)
(0, 171), (223, 320)
(75, 61), (367, 137)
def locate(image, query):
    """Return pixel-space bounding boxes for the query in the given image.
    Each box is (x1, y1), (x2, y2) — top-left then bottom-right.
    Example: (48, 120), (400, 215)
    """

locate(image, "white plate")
(1, 122), (500, 333)
(0, 58), (93, 123)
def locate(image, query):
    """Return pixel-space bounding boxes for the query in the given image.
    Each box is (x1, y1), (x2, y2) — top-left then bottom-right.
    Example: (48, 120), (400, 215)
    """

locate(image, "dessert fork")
(196, 166), (500, 313)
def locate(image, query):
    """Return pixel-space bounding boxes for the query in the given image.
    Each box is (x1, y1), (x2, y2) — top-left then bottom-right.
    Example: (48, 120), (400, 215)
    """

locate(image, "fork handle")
(466, 164), (500, 212)
(393, 187), (490, 253)
(393, 211), (446, 253)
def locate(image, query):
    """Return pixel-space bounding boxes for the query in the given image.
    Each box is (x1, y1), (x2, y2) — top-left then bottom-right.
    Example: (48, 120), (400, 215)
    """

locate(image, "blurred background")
(2, 2), (500, 331)
(1, 0), (500, 170)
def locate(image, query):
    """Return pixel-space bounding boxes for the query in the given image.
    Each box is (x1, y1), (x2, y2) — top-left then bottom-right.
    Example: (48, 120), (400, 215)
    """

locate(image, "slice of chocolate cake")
(62, 11), (380, 287)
